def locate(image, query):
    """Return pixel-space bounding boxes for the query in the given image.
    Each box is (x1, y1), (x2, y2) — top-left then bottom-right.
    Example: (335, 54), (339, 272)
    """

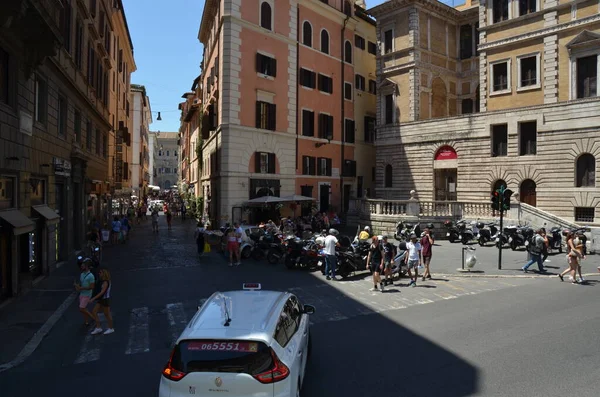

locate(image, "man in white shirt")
(404, 233), (422, 287)
(323, 229), (339, 280)
(234, 222), (243, 266)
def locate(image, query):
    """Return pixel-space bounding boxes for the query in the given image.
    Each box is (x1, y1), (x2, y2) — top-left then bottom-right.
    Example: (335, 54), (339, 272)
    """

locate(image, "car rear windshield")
(172, 340), (273, 375)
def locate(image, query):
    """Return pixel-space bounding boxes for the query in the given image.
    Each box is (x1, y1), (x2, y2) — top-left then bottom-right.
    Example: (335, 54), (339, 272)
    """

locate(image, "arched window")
(520, 179), (537, 207)
(260, 2), (272, 30)
(344, 40), (352, 63)
(576, 153), (596, 187)
(462, 98), (473, 114)
(320, 29), (329, 54)
(384, 164), (393, 188)
(302, 21), (312, 47)
(343, 1), (352, 17)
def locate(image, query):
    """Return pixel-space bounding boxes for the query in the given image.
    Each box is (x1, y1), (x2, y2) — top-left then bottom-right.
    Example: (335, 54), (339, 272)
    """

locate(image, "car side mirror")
(302, 304), (316, 315)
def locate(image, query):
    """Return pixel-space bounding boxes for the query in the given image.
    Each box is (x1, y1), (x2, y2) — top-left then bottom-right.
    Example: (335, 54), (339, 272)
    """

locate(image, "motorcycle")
(336, 248), (366, 278)
(545, 225), (562, 253)
(394, 221), (421, 241)
(476, 222), (499, 246)
(506, 225), (533, 251)
(456, 219), (478, 245)
(284, 236), (305, 269)
(443, 220), (460, 243)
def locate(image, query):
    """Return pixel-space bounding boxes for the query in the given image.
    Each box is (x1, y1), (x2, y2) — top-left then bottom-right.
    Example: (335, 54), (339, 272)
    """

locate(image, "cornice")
(302, 0), (359, 28)
(479, 14), (600, 51)
(225, 15), (296, 47)
(368, 0), (473, 21)
(199, 0), (219, 44)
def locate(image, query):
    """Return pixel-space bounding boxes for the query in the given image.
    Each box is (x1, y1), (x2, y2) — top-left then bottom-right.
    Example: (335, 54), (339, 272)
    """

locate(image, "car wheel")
(449, 234), (456, 243)
(241, 246), (252, 259)
(510, 241), (518, 251)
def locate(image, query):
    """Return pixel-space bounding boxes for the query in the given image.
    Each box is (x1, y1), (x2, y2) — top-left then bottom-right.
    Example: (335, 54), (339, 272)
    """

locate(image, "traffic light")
(491, 190), (500, 211)
(502, 189), (514, 211)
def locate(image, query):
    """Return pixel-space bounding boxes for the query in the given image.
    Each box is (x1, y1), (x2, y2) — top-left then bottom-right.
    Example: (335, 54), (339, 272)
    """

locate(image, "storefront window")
(0, 176), (15, 210)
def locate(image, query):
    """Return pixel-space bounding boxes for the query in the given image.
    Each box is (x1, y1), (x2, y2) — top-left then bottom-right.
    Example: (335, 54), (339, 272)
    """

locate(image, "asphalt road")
(0, 217), (598, 397)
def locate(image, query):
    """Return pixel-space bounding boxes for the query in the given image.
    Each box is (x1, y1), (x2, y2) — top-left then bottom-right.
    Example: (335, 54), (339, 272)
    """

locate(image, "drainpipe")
(340, 15), (350, 214)
(295, 5), (300, 186)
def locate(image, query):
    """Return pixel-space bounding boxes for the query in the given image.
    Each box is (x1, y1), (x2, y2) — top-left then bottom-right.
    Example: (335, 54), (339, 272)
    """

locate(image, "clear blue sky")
(123, 0), (459, 132)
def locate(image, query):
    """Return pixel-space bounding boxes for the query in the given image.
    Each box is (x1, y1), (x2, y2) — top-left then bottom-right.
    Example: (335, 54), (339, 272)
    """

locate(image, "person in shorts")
(226, 228), (239, 267)
(74, 258), (95, 326)
(90, 268), (114, 335)
(366, 236), (385, 292)
(404, 234), (422, 287)
(381, 235), (396, 286)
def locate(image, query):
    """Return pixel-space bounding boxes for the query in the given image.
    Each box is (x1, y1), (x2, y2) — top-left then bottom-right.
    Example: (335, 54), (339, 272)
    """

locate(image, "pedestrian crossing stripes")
(70, 277), (526, 366)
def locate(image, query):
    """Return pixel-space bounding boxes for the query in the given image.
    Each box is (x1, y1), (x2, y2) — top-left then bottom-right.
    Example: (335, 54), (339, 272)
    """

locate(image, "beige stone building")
(368, 0), (600, 224)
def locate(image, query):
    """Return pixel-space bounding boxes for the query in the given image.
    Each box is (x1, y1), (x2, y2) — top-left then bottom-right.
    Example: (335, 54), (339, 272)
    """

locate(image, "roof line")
(117, 0), (135, 56)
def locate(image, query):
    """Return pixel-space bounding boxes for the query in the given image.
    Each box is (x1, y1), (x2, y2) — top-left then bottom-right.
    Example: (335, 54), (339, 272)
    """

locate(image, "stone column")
(408, 7), (420, 121)
(478, 0), (488, 112)
(543, 34), (559, 104)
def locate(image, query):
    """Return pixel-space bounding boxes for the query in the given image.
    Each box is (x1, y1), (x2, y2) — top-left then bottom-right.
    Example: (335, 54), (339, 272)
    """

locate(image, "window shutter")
(255, 102), (262, 128)
(310, 157), (316, 175)
(269, 103), (276, 130)
(326, 158), (332, 176)
(271, 58), (277, 77)
(316, 157), (323, 176)
(318, 114), (324, 138)
(255, 152), (261, 173)
(255, 53), (261, 73)
(310, 71), (316, 88)
(302, 156), (308, 174)
(268, 153), (276, 173)
(327, 116), (333, 139)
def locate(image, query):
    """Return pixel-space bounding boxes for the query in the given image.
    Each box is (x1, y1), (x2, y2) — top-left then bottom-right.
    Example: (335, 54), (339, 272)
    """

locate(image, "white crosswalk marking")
(74, 334), (100, 364)
(125, 307), (150, 355)
(166, 303), (188, 346)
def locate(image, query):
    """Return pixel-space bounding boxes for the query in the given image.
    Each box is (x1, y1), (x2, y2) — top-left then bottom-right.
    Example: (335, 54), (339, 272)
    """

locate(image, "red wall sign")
(434, 145), (458, 161)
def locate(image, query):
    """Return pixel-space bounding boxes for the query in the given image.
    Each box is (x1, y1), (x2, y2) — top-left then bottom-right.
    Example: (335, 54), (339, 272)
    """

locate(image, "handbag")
(204, 242), (211, 253)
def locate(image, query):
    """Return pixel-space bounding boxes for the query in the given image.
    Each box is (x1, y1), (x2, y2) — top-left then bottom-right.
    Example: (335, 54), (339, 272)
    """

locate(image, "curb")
(435, 273), (600, 279)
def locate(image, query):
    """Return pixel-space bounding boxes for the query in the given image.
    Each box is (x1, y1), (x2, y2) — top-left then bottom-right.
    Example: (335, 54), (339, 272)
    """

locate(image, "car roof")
(177, 290), (289, 343)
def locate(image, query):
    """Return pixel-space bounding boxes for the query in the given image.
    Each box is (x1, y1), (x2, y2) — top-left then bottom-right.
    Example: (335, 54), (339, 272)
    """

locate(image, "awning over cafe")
(32, 205), (60, 225)
(0, 209), (35, 235)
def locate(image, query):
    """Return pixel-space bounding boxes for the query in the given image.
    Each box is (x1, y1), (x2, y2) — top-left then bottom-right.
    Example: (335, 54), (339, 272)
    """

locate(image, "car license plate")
(187, 341), (258, 352)
(446, 233), (450, 237)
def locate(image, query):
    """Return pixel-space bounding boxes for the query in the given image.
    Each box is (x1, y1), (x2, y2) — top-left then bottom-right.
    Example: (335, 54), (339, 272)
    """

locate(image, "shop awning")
(32, 205), (60, 225)
(0, 209), (35, 235)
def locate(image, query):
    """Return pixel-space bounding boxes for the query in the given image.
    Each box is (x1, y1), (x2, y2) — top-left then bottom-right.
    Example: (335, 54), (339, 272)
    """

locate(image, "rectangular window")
(60, 1), (72, 53)
(318, 74), (333, 94)
(302, 110), (314, 137)
(317, 157), (332, 176)
(34, 75), (47, 124)
(384, 94), (394, 124)
(86, 120), (92, 149)
(75, 19), (84, 69)
(299, 68), (316, 88)
(0, 47), (9, 104)
(0, 176), (16, 210)
(355, 74), (365, 91)
(491, 124), (507, 157)
(355, 35), (365, 50)
(255, 53), (277, 77)
(318, 114), (333, 140)
(105, 26), (111, 55)
(96, 129), (101, 155)
(57, 95), (67, 136)
(368, 41), (377, 55)
(519, 0), (536, 16)
(74, 110), (82, 143)
(574, 207), (594, 223)
(459, 25), (473, 59)
(364, 116), (375, 143)
(344, 82), (352, 100)
(576, 55), (597, 99)
(344, 119), (355, 143)
(519, 121), (537, 156)
(384, 30), (393, 54)
(90, 0), (97, 17)
(492, 61), (509, 92)
(255, 101), (276, 131)
(343, 160), (357, 177)
(368, 79), (377, 94)
(255, 152), (276, 174)
(519, 55), (538, 88)
(493, 0), (509, 23)
(87, 42), (96, 86)
(302, 156), (316, 176)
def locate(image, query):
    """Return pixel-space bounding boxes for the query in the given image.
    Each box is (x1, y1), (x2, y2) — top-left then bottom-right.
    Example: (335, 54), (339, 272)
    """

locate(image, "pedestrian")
(226, 228), (239, 267)
(89, 268), (114, 335)
(120, 215), (129, 242)
(323, 228), (339, 280)
(166, 209), (172, 230)
(404, 233), (422, 287)
(366, 235), (385, 291)
(522, 229), (546, 273)
(381, 235), (396, 286)
(421, 227), (434, 281)
(540, 228), (549, 263)
(558, 231), (585, 283)
(100, 224), (110, 246)
(234, 222), (243, 266)
(181, 203), (186, 220)
(359, 226), (371, 240)
(74, 258), (95, 326)
(151, 208), (159, 233)
(111, 216), (121, 245)
(194, 222), (206, 258)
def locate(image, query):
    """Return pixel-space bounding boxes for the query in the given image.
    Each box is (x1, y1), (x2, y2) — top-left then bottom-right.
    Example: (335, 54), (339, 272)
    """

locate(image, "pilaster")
(287, 1), (298, 134)
(543, 34), (559, 104)
(479, 52), (488, 111)
(408, 7), (420, 121)
(220, 19), (242, 125)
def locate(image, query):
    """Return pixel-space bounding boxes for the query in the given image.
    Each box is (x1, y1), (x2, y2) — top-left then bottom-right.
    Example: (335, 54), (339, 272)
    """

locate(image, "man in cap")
(404, 233), (422, 287)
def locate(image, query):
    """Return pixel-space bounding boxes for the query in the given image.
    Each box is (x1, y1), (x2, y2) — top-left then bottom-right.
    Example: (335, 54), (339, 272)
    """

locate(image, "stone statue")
(409, 189), (417, 200)
(406, 189), (419, 216)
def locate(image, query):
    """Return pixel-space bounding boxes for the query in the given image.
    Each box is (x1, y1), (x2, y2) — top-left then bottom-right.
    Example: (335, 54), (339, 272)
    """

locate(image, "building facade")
(153, 132), (179, 190)
(0, 0), (132, 299)
(178, 76), (202, 199)
(130, 84), (152, 199)
(369, 0), (600, 224)
(197, 0), (376, 226)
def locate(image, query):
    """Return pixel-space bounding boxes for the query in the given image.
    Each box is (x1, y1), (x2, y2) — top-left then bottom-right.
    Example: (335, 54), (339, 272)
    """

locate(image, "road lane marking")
(166, 303), (188, 347)
(125, 307), (150, 355)
(74, 334), (101, 365)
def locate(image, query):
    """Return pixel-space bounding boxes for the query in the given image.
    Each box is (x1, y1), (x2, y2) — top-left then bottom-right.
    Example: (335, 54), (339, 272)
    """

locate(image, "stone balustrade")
(351, 199), (496, 219)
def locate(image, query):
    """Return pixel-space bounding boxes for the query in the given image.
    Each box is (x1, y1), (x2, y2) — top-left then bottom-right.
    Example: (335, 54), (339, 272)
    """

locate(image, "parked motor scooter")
(477, 221), (499, 246)
(544, 225), (562, 253)
(443, 220), (460, 243)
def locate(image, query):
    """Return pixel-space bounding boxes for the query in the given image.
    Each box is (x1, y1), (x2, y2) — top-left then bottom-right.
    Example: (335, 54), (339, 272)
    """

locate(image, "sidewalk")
(0, 217), (183, 370)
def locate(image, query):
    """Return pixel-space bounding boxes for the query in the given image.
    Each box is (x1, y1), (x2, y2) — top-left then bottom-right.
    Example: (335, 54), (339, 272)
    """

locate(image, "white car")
(159, 283), (315, 397)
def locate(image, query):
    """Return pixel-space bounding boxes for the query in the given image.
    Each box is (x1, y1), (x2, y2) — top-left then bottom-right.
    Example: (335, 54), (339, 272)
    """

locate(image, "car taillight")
(162, 349), (187, 381)
(253, 349), (290, 384)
